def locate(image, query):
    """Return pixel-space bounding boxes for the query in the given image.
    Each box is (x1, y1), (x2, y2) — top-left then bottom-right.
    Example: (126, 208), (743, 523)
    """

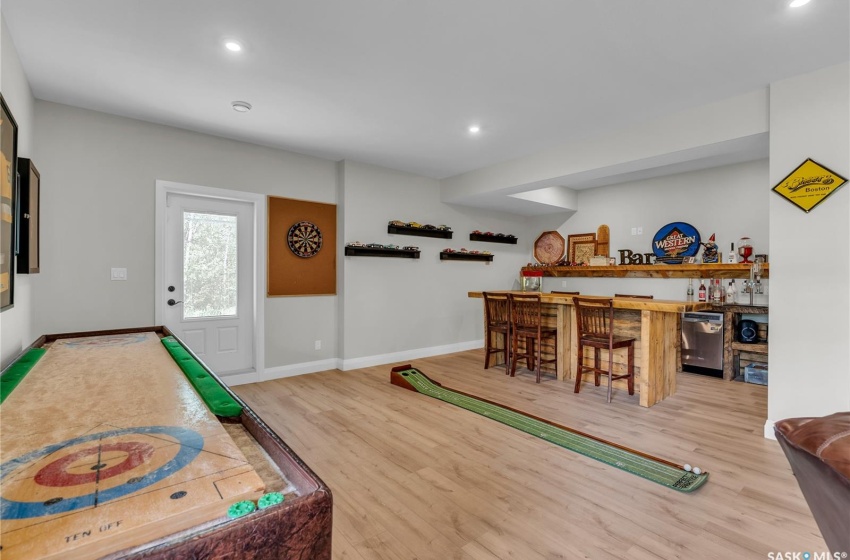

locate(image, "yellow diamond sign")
(773, 158), (847, 213)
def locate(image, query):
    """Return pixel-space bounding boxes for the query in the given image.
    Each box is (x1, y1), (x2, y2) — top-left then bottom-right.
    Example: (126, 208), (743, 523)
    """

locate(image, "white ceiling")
(2, 0), (848, 181)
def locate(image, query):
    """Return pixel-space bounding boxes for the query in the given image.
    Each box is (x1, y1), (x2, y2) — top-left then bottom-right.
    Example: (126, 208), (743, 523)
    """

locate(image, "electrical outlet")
(631, 227), (637, 235)
(637, 227), (644, 235)
(561, 280), (568, 288)
(111, 268), (127, 281)
(314, 340), (321, 350)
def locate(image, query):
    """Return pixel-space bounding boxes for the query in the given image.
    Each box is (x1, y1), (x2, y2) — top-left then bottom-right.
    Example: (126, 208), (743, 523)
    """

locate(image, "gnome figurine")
(701, 233), (719, 264)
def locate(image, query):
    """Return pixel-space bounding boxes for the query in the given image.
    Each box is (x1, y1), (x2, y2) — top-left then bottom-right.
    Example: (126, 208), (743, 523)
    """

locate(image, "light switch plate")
(111, 268), (127, 281)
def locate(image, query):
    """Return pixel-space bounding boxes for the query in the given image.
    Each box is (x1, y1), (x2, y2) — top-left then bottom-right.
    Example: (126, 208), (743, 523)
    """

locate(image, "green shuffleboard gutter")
(1, 348), (47, 404)
(161, 336), (243, 418)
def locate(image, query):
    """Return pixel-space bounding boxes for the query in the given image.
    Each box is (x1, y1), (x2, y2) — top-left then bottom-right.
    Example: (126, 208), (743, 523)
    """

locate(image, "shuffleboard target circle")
(34, 442), (155, 487)
(0, 426), (203, 519)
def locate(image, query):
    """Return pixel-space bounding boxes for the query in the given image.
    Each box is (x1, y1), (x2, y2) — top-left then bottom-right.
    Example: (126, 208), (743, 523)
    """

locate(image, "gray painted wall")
(30, 101), (339, 369)
(339, 160), (552, 363)
(0, 16), (36, 366)
(768, 62), (850, 421)
(546, 160), (770, 300)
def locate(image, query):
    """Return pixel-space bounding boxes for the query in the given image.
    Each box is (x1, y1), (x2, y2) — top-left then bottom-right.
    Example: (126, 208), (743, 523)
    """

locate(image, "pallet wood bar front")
(469, 292), (709, 407)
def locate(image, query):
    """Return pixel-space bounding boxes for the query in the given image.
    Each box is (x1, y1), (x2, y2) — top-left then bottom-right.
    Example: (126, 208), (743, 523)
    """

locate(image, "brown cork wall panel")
(268, 196), (337, 296)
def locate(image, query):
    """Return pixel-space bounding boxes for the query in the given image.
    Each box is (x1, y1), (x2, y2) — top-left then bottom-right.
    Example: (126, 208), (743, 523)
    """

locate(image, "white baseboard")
(260, 358), (342, 382)
(222, 341), (485, 385)
(340, 340), (484, 371)
(764, 418), (777, 440)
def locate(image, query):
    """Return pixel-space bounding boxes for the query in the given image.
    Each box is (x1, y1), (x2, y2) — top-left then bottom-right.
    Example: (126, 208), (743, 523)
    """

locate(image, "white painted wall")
(768, 62), (850, 424)
(339, 160), (552, 368)
(0, 16), (36, 367)
(546, 160), (770, 300)
(30, 102), (339, 370)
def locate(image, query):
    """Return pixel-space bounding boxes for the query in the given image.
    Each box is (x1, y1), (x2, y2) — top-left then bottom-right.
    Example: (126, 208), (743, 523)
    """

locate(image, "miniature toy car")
(346, 241), (365, 247)
(437, 225), (452, 231)
(472, 230), (482, 234)
(388, 220), (406, 227)
(495, 232), (504, 237)
(421, 224), (437, 230)
(443, 248), (455, 253)
(402, 246), (419, 251)
(406, 222), (422, 228)
(366, 243), (384, 249)
(484, 232), (494, 236)
(459, 248), (469, 253)
(469, 250), (480, 254)
(482, 251), (492, 255)
(384, 244), (399, 250)
(506, 234), (516, 238)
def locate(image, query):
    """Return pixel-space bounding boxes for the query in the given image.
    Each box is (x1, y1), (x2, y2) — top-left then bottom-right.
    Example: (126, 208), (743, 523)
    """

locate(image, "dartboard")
(287, 221), (323, 258)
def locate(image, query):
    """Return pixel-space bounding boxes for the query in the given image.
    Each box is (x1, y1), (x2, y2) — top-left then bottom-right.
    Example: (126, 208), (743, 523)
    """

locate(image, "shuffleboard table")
(0, 326), (332, 560)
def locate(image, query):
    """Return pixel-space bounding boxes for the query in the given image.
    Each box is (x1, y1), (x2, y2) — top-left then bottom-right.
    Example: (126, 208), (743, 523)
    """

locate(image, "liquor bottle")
(698, 280), (706, 302)
(727, 243), (736, 263)
(687, 279), (694, 300)
(712, 279), (721, 303)
(726, 280), (736, 304)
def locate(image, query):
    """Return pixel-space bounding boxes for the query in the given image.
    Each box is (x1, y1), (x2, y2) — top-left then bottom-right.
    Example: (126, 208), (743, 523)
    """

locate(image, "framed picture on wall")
(1, 94), (19, 311)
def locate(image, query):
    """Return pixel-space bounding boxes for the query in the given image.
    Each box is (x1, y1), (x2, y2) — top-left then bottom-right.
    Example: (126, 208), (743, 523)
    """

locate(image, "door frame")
(154, 180), (265, 385)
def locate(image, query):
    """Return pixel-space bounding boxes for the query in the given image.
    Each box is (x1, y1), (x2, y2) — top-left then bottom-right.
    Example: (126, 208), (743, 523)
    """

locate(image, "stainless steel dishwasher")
(681, 312), (724, 377)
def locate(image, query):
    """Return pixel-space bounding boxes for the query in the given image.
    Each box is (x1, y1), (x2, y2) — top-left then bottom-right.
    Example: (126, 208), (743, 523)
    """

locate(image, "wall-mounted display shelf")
(388, 224), (452, 239)
(469, 232), (517, 244)
(520, 263), (769, 279)
(345, 246), (420, 259)
(441, 251), (494, 262)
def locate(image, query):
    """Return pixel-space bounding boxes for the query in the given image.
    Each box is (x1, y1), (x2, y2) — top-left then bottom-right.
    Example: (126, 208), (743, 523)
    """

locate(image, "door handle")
(167, 299), (183, 306)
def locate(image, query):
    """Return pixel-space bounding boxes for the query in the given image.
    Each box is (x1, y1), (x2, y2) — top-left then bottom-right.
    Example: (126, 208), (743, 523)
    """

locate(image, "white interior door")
(164, 193), (254, 375)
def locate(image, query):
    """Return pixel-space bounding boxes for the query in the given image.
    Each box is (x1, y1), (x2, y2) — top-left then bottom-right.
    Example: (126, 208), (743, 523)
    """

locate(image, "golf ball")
(683, 464), (692, 472)
(693, 467), (702, 475)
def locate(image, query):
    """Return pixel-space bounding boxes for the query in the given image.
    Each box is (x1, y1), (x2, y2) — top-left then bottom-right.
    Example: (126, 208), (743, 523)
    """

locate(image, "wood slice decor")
(533, 231), (565, 264)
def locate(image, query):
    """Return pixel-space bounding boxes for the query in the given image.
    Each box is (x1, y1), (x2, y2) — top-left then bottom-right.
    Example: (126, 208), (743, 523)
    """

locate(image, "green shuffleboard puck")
(258, 492), (285, 509)
(227, 500), (257, 518)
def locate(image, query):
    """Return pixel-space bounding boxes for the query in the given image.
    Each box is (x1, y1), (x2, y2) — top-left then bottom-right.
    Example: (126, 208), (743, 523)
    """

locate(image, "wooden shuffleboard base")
(0, 333), (265, 560)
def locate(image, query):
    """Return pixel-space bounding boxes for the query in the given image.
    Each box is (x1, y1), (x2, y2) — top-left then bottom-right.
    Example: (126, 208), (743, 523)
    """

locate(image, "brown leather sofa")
(774, 412), (850, 554)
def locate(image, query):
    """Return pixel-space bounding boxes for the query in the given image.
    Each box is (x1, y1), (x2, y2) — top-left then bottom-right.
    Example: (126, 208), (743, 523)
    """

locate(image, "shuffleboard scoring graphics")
(1, 426), (204, 519)
(390, 365), (708, 492)
(287, 221), (323, 258)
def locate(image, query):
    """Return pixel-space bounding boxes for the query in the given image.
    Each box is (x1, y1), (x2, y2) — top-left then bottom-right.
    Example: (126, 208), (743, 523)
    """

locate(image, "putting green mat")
(391, 366), (707, 492)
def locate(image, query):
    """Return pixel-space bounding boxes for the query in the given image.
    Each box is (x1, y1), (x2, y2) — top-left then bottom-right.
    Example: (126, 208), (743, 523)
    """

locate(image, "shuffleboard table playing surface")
(0, 331), (278, 559)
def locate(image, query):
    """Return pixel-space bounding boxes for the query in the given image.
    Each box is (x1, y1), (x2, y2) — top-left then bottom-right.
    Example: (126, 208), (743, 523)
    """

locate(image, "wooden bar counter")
(469, 292), (710, 407)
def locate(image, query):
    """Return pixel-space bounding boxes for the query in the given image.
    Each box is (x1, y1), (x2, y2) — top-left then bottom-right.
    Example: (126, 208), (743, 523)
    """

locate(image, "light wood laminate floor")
(234, 350), (826, 560)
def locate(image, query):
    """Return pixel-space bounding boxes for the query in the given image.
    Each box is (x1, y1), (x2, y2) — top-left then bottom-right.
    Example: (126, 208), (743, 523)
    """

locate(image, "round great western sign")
(652, 222), (700, 264)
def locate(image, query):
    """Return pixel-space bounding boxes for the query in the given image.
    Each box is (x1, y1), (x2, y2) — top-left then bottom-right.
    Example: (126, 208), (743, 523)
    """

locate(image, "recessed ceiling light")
(225, 41), (242, 52)
(468, 125), (481, 134)
(789, 0), (811, 7)
(231, 101), (252, 113)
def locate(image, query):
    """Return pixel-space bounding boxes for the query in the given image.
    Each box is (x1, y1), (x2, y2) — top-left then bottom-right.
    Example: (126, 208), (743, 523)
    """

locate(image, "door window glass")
(183, 212), (238, 318)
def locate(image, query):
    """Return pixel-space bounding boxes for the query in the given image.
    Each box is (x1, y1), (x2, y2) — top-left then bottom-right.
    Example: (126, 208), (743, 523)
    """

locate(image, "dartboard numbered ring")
(287, 221), (323, 258)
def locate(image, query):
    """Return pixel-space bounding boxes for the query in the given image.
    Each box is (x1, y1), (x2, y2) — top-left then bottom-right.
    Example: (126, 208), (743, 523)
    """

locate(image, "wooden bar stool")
(508, 293), (557, 383)
(614, 294), (654, 299)
(483, 292), (511, 371)
(551, 291), (580, 295)
(573, 297), (636, 402)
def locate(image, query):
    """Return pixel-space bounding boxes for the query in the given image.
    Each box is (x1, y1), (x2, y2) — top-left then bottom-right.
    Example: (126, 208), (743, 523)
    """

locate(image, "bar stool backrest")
(508, 293), (542, 330)
(551, 291), (579, 295)
(614, 294), (654, 299)
(573, 297), (615, 343)
(483, 292), (510, 326)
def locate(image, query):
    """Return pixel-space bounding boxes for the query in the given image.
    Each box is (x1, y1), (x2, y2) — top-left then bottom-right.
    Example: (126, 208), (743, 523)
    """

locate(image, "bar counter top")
(468, 291), (711, 313)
